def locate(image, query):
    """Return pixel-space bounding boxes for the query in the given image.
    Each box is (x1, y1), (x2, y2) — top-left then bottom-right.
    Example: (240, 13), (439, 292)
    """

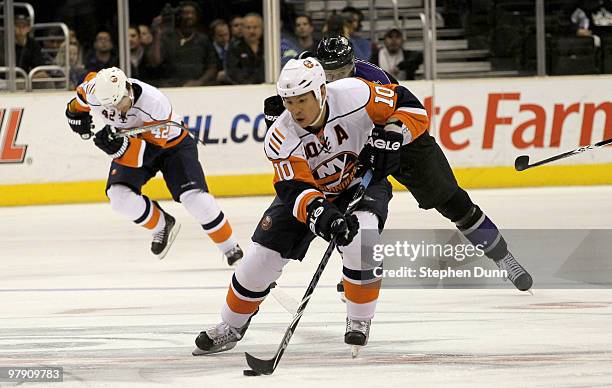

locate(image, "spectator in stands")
(370, 28), (423, 80)
(210, 18), (231, 83)
(342, 6), (373, 61)
(54, 41), (86, 89)
(13, 13), (46, 73)
(138, 24), (154, 47)
(229, 15), (244, 41)
(571, 0), (612, 47)
(225, 13), (264, 84)
(323, 13), (350, 38)
(84, 30), (118, 73)
(150, 1), (218, 87)
(129, 26), (145, 77)
(40, 29), (65, 64)
(69, 29), (79, 46)
(281, 14), (318, 66)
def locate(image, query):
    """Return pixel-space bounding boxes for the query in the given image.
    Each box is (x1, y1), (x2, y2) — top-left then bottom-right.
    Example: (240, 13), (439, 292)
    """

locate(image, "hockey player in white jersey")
(192, 58), (429, 355)
(65, 67), (242, 264)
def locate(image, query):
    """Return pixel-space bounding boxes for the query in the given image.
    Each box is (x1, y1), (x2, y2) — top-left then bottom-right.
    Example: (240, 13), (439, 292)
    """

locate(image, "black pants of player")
(392, 131), (510, 260)
(105, 135), (208, 201)
(251, 179), (393, 261)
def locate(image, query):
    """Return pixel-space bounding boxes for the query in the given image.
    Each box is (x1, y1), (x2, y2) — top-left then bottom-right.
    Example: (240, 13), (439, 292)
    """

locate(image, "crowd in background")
(1, 0), (426, 90)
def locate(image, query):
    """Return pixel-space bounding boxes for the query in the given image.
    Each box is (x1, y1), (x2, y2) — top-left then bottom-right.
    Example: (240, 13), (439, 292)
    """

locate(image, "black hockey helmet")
(316, 35), (355, 70)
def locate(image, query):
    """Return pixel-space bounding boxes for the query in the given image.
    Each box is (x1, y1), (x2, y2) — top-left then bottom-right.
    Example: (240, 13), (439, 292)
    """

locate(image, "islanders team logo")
(303, 60), (314, 68)
(311, 151), (358, 194)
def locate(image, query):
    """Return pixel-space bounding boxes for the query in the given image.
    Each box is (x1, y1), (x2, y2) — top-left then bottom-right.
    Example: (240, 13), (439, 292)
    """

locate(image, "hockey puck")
(243, 369), (261, 376)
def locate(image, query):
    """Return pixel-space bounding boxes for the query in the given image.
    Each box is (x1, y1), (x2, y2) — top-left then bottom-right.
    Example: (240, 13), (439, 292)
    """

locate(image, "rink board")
(0, 76), (611, 206)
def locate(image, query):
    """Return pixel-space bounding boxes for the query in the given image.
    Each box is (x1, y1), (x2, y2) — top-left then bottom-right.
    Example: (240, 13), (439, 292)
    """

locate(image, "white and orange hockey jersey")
(68, 72), (186, 168)
(265, 77), (429, 224)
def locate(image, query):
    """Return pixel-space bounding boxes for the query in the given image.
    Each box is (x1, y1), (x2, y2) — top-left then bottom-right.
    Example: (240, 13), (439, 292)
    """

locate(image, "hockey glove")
(65, 101), (93, 139)
(359, 122), (403, 182)
(93, 125), (129, 159)
(264, 95), (285, 129)
(306, 197), (360, 246)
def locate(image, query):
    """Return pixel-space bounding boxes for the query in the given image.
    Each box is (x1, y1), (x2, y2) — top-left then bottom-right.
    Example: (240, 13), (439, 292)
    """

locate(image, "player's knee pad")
(435, 188), (474, 223)
(339, 211), (380, 270)
(234, 242), (291, 293)
(107, 184), (144, 217)
(179, 189), (220, 224)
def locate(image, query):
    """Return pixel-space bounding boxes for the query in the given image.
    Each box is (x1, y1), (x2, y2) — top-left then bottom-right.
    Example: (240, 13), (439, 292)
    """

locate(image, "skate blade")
(192, 341), (237, 356)
(351, 345), (361, 358)
(157, 223), (181, 260)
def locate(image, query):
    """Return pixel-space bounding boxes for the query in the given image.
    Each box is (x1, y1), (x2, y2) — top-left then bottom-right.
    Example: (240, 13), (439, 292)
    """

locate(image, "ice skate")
(193, 312), (256, 356)
(224, 244), (243, 266)
(495, 253), (533, 292)
(151, 211), (181, 260)
(345, 317), (370, 358)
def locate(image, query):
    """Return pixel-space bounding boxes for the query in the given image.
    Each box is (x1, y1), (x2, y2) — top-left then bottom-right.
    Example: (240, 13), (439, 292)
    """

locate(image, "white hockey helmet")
(276, 58), (326, 109)
(94, 67), (129, 107)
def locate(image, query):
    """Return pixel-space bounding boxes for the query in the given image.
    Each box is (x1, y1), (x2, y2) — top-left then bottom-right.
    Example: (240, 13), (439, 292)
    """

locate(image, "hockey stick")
(113, 120), (187, 138)
(80, 121), (187, 140)
(101, 120), (208, 147)
(515, 137), (612, 171)
(244, 169), (373, 376)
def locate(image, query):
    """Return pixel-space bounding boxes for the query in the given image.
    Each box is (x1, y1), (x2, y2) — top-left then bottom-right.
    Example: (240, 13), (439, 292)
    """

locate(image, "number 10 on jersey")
(274, 160), (295, 181)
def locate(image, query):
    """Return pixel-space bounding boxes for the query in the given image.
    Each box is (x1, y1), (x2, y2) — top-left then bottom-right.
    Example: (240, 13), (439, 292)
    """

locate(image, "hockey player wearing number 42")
(64, 67), (243, 265)
(192, 57), (428, 355)
(267, 35), (533, 294)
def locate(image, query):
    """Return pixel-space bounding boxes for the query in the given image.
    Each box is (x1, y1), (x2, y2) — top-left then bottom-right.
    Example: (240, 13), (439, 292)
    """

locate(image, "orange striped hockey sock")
(343, 269), (382, 320)
(202, 211), (238, 254)
(134, 196), (166, 233)
(221, 273), (269, 328)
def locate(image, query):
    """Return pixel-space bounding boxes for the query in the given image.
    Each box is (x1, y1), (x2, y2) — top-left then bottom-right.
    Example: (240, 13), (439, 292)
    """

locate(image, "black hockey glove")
(264, 95), (285, 129)
(93, 125), (129, 158)
(65, 100), (93, 140)
(359, 123), (403, 182)
(306, 197), (360, 246)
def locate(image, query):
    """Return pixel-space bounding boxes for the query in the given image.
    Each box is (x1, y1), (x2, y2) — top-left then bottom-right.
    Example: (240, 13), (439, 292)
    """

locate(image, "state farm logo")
(312, 151), (358, 194)
(0, 108), (28, 164)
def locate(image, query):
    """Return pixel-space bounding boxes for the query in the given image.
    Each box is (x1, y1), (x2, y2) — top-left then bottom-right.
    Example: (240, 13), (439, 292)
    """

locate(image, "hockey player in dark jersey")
(264, 35), (533, 293)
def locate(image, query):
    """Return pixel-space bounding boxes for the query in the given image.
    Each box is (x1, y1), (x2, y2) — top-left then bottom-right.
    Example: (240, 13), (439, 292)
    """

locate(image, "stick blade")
(245, 352), (276, 375)
(514, 155), (530, 171)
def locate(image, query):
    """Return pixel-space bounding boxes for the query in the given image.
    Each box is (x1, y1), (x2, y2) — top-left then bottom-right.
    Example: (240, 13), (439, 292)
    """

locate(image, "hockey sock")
(108, 185), (165, 233)
(339, 212), (381, 320)
(455, 205), (508, 261)
(222, 273), (270, 328)
(221, 243), (289, 328)
(180, 190), (238, 253)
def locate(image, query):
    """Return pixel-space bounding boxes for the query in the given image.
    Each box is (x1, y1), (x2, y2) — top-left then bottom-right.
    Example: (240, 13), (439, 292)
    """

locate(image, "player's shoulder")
(355, 59), (393, 84)
(326, 77), (371, 111)
(76, 71), (99, 106)
(131, 78), (171, 112)
(132, 78), (165, 100)
(264, 111), (302, 160)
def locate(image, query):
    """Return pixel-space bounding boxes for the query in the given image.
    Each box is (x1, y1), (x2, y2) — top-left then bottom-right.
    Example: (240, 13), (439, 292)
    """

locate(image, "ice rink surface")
(1, 187), (612, 387)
